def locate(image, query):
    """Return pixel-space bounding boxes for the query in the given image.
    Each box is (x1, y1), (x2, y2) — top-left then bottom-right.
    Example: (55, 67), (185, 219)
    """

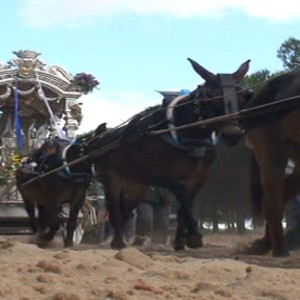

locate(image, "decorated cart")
(0, 50), (98, 234)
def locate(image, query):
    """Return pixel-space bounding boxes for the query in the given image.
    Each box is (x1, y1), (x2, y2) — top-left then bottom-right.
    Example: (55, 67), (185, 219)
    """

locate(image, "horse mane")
(241, 70), (300, 128)
(246, 70), (300, 107)
(129, 104), (167, 131)
(90, 103), (166, 148)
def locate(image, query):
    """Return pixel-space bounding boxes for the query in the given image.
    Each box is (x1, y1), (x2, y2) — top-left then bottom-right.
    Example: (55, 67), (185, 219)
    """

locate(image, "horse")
(241, 69), (300, 257)
(195, 66), (300, 256)
(86, 58), (251, 251)
(16, 135), (92, 247)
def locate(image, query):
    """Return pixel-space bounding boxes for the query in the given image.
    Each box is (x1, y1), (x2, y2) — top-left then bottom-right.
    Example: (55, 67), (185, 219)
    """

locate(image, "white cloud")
(20, 0), (300, 27)
(76, 90), (157, 134)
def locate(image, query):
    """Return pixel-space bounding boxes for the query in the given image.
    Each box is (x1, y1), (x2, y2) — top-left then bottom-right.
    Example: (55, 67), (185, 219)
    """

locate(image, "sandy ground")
(1, 231), (300, 300)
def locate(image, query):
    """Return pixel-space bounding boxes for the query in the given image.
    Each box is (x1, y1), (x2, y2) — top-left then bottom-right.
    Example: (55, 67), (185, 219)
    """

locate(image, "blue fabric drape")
(14, 82), (24, 151)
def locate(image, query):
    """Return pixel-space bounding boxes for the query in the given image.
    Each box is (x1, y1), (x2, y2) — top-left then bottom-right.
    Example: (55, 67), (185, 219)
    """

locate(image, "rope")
(151, 93), (300, 136)
(20, 69), (300, 187)
(110, 71), (290, 131)
(21, 91), (300, 186)
(20, 136), (134, 187)
(36, 74), (66, 139)
(151, 112), (240, 135)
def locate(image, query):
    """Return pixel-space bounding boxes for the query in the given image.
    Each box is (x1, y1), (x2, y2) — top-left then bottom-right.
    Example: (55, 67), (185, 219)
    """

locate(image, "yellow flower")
(12, 154), (21, 163)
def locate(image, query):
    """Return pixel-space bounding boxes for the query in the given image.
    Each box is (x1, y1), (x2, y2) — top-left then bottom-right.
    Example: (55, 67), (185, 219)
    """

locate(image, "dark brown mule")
(201, 67), (300, 256)
(16, 137), (92, 247)
(87, 58), (251, 251)
(238, 69), (300, 256)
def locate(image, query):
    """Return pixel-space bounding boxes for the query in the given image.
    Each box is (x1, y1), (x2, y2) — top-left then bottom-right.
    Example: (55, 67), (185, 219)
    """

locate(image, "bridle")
(61, 141), (97, 177)
(218, 73), (240, 114)
(193, 74), (252, 121)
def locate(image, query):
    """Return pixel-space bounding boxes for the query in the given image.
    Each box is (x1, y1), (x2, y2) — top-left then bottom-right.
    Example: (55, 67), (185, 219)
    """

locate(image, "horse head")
(187, 58), (253, 145)
(63, 134), (95, 175)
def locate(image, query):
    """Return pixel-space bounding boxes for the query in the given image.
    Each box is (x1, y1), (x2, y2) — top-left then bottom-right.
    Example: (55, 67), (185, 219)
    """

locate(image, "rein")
(20, 134), (143, 187)
(151, 93), (300, 136)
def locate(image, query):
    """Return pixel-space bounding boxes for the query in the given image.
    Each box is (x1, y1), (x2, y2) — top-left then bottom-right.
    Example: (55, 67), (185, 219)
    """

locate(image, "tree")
(241, 69), (272, 92)
(277, 37), (300, 71)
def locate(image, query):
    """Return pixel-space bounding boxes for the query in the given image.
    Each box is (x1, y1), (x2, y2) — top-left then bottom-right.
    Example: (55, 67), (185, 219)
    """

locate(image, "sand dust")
(1, 232), (300, 300)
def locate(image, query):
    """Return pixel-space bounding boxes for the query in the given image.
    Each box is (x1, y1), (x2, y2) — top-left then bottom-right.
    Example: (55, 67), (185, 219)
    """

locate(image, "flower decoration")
(73, 73), (99, 94)
(0, 154), (23, 186)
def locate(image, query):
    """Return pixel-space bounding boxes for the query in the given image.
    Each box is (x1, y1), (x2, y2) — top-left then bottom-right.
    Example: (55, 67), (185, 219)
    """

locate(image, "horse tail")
(249, 151), (263, 217)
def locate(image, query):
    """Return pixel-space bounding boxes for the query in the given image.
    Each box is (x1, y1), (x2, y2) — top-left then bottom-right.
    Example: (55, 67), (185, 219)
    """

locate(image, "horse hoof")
(64, 241), (74, 248)
(247, 238), (271, 255)
(185, 233), (203, 249)
(110, 238), (127, 250)
(173, 240), (185, 251)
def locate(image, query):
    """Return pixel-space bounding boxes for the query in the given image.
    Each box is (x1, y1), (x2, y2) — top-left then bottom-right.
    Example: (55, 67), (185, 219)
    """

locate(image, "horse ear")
(95, 123), (107, 136)
(232, 59), (251, 82)
(187, 58), (217, 82)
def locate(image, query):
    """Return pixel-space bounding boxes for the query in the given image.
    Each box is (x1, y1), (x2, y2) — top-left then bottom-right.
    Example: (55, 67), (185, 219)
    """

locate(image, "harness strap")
(61, 143), (72, 174)
(61, 142), (96, 177)
(219, 74), (239, 114)
(166, 94), (187, 144)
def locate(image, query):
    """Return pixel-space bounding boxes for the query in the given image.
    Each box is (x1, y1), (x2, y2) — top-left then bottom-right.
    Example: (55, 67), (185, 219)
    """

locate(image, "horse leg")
(178, 200), (202, 251)
(166, 181), (202, 251)
(37, 206), (61, 245)
(37, 205), (48, 232)
(184, 204), (203, 249)
(247, 128), (288, 257)
(263, 167), (289, 257)
(23, 199), (38, 234)
(243, 153), (271, 254)
(184, 174), (212, 249)
(101, 174), (127, 249)
(64, 189), (87, 247)
(247, 224), (272, 255)
(121, 182), (145, 244)
(64, 208), (79, 248)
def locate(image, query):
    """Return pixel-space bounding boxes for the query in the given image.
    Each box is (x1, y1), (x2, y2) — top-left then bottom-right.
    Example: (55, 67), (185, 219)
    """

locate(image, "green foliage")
(241, 69), (272, 92)
(277, 37), (300, 71)
(242, 69), (287, 92)
(241, 37), (300, 92)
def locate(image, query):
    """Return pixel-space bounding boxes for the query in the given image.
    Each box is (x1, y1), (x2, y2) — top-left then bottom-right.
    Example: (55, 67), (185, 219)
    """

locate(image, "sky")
(1, 0), (300, 134)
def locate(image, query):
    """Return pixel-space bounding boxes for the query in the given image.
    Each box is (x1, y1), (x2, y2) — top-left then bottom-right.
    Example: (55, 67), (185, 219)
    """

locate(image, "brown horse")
(16, 136), (92, 247)
(86, 58), (251, 251)
(237, 69), (300, 256)
(196, 66), (300, 256)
